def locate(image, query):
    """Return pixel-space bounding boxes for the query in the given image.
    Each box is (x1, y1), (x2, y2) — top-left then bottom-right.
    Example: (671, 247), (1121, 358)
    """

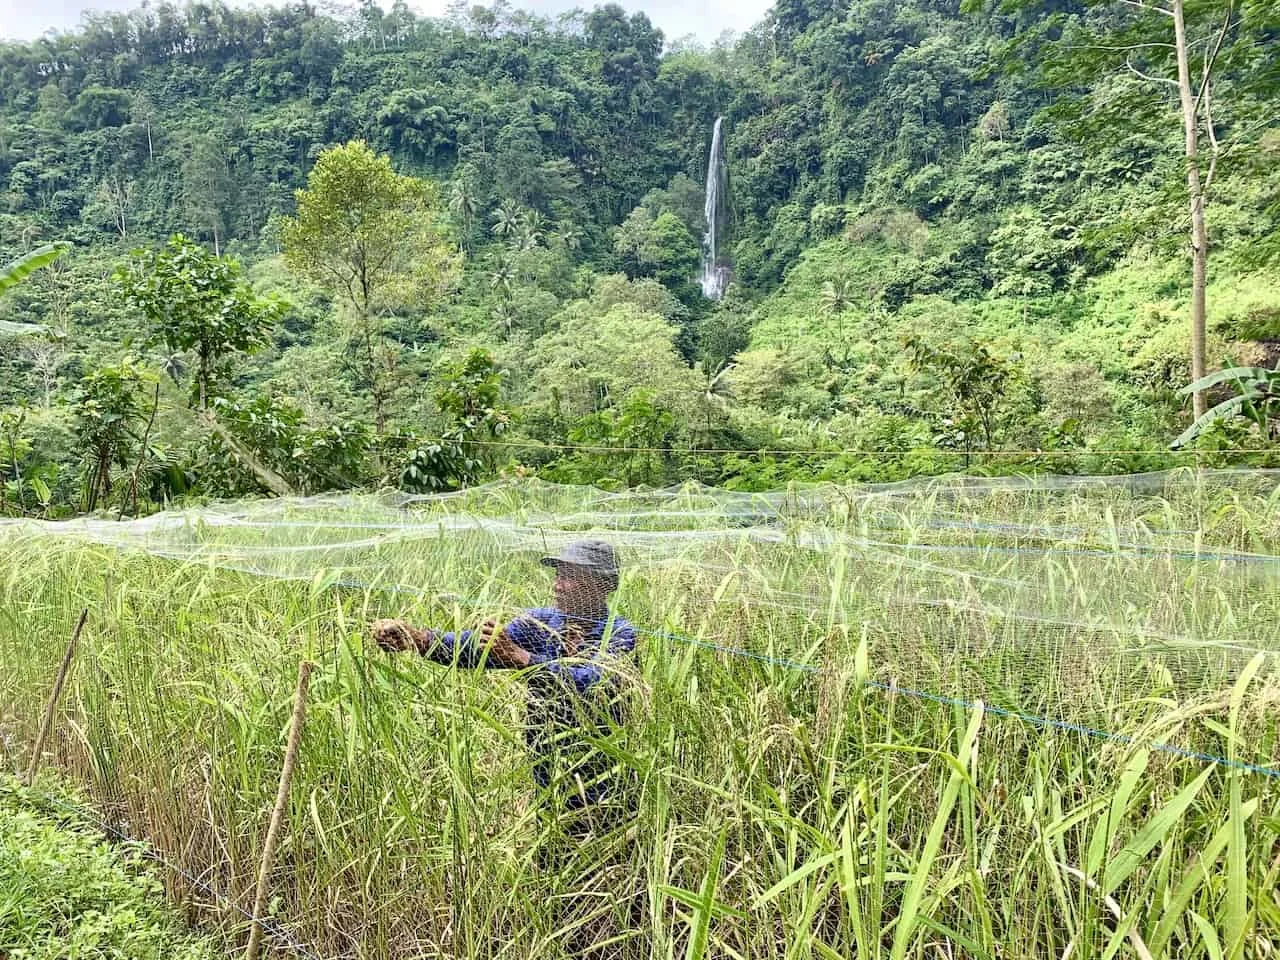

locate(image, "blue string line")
(897, 540), (1280, 566)
(860, 681), (1280, 778)
(323, 573), (1280, 780)
(75, 546), (1280, 780)
(10, 781), (324, 960)
(640, 630), (1278, 777)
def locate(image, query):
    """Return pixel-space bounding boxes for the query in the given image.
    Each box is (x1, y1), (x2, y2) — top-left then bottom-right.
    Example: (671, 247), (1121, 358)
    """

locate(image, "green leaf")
(1086, 749), (1149, 879)
(1170, 394), (1253, 449)
(29, 477), (51, 505)
(1177, 367), (1271, 397)
(0, 242), (71, 297)
(684, 826), (729, 960)
(890, 704), (984, 960)
(1190, 911), (1225, 960)
(752, 852), (837, 907)
(1102, 764), (1214, 896)
(1148, 798), (1260, 955)
(1225, 654), (1264, 960)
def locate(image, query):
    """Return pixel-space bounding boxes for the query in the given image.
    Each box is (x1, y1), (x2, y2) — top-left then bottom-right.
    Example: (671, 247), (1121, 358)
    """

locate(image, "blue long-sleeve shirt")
(420, 607), (637, 807)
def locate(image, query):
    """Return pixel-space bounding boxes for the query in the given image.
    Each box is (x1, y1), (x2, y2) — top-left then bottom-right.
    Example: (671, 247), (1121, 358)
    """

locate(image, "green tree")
(69, 86), (132, 130)
(397, 350), (509, 492)
(995, 0), (1278, 420)
(567, 390), (676, 485)
(181, 136), (232, 255)
(115, 235), (282, 410)
(199, 394), (372, 496)
(613, 207), (701, 297)
(0, 407), (35, 516)
(904, 335), (1023, 462)
(448, 177), (479, 251)
(526, 302), (701, 424)
(281, 140), (459, 435)
(435, 347), (510, 470)
(35, 83), (70, 129)
(71, 358), (155, 512)
(492, 200), (523, 240)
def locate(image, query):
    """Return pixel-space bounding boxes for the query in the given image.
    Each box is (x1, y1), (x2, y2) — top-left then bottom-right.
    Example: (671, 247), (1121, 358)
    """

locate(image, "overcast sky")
(0, 0), (768, 45)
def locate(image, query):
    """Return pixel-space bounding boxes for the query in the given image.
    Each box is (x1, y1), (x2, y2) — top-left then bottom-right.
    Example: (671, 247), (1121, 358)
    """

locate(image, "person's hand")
(562, 621), (586, 657)
(371, 618), (424, 653)
(477, 618), (531, 667)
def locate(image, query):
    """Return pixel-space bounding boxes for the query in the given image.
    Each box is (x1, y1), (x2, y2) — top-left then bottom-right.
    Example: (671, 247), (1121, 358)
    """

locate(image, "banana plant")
(0, 241), (71, 336)
(1171, 365), (1280, 448)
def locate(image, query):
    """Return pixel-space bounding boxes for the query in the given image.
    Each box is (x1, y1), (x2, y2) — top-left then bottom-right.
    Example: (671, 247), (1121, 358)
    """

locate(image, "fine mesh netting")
(3, 467), (1280, 960)
(4, 468), (1279, 757)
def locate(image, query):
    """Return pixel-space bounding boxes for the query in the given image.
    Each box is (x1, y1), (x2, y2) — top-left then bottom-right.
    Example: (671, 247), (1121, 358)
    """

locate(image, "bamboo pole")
(244, 659), (314, 960)
(25, 608), (88, 785)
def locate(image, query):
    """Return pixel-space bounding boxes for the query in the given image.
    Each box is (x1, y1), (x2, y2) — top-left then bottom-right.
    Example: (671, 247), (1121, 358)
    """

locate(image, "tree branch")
(1124, 56), (1180, 88)
(1119, 0), (1175, 16)
(1195, 4), (1235, 114)
(1081, 42), (1176, 52)
(1203, 76), (1221, 195)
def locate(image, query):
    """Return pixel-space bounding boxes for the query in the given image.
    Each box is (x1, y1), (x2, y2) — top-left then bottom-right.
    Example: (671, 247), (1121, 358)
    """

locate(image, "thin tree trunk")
(7, 434), (21, 509)
(198, 348), (208, 412)
(1173, 0), (1208, 419)
(362, 313), (385, 435)
(122, 383), (160, 520)
(358, 272), (386, 437)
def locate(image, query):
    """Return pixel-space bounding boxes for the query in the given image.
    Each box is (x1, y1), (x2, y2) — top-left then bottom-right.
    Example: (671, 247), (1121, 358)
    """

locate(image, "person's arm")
(371, 617), (527, 668)
(525, 620), (636, 693)
(420, 625), (486, 667)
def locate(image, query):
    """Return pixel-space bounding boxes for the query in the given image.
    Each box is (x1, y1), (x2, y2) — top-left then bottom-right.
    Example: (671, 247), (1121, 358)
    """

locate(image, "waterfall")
(700, 116), (731, 300)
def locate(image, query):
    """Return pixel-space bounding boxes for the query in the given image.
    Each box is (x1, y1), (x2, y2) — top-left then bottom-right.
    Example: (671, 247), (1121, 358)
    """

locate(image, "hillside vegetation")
(1, 0), (1278, 511)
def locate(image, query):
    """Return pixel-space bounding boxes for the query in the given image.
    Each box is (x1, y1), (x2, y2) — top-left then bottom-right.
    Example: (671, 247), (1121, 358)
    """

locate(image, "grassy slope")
(0, 778), (216, 960)
(744, 232), (1280, 445)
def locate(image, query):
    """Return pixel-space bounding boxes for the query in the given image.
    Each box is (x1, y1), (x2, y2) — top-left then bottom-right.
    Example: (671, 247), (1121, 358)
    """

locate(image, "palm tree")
(518, 209), (545, 242)
(553, 225), (581, 251)
(160, 352), (188, 385)
(448, 179), (478, 250)
(509, 210), (543, 259)
(488, 258), (515, 296)
(819, 275), (857, 364)
(699, 359), (736, 442)
(819, 275), (855, 316)
(514, 230), (541, 254)
(491, 200), (522, 240)
(493, 299), (519, 337)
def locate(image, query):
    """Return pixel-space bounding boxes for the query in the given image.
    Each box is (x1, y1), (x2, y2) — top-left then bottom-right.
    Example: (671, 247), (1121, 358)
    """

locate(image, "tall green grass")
(1, 471), (1278, 959)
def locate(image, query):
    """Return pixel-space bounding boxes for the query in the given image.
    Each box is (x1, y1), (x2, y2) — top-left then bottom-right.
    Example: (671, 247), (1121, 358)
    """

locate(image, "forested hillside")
(1, 0), (1278, 511)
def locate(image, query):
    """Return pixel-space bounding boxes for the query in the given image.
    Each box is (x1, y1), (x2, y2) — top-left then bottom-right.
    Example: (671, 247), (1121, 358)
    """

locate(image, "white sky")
(0, 0), (767, 45)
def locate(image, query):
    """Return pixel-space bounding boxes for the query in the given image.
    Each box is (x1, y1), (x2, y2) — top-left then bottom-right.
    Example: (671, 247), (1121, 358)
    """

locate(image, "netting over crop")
(2, 468), (1278, 959)
(5, 468), (1280, 763)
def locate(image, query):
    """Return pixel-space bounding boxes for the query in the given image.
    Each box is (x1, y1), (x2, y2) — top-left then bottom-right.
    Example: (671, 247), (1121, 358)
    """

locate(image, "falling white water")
(700, 116), (731, 300)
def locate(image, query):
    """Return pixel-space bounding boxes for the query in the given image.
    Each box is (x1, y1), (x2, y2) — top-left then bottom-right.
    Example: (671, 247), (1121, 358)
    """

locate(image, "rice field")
(2, 468), (1279, 959)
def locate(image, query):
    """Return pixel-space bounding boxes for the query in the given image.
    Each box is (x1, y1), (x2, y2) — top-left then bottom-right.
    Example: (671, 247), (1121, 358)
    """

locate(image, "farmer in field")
(370, 539), (637, 859)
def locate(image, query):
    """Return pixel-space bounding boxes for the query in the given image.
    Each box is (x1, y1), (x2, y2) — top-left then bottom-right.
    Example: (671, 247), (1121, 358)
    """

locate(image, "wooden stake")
(25, 608), (88, 785)
(244, 660), (314, 960)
